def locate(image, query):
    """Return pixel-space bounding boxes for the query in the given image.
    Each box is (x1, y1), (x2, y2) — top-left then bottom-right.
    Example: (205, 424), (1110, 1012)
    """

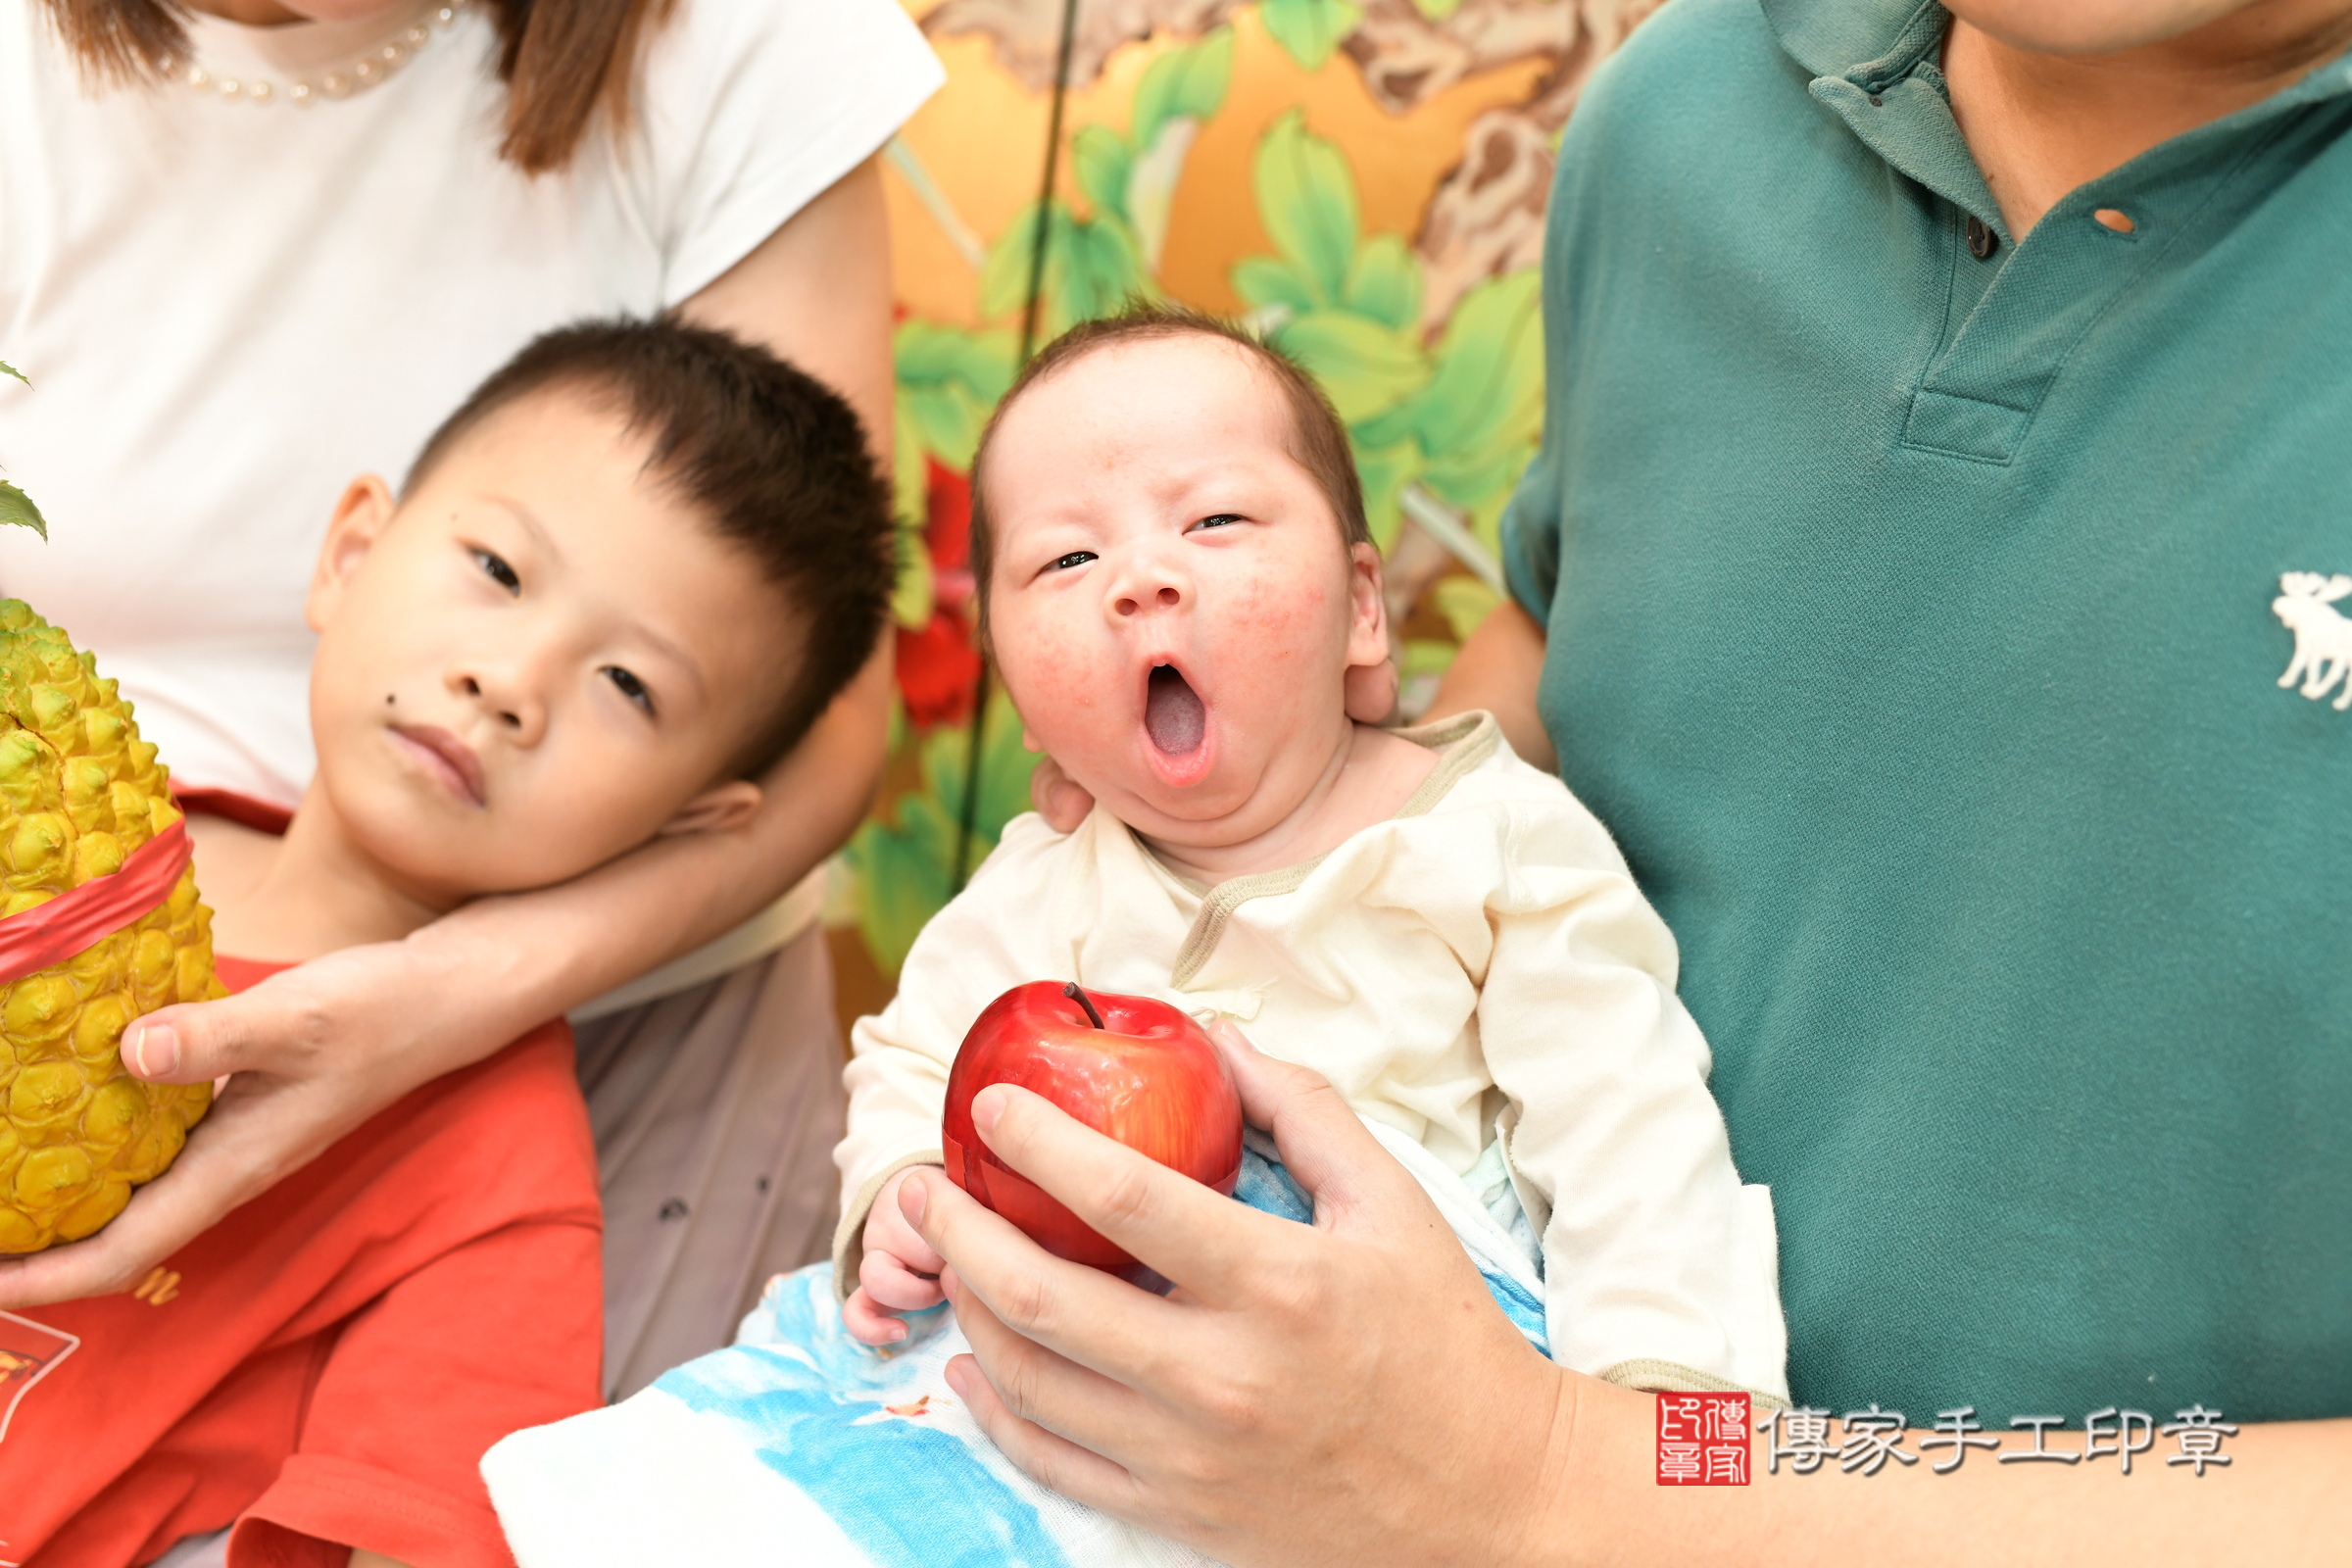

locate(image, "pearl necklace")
(172, 3), (466, 107)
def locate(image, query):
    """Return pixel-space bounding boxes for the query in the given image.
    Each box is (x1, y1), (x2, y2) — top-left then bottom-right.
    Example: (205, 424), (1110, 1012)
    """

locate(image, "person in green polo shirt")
(1483, 0), (2352, 1429)
(886, 0), (2350, 1559)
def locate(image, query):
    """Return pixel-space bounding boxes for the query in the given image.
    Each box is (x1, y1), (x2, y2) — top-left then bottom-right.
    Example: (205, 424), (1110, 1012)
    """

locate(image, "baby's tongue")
(1146, 664), (1206, 757)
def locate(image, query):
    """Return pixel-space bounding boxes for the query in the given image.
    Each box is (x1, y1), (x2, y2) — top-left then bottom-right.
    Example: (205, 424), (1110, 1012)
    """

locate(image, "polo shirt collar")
(1760, 0), (2352, 243)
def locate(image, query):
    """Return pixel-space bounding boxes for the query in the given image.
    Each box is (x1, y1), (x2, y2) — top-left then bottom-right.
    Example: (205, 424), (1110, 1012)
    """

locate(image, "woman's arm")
(907, 1039), (2350, 1566)
(1422, 598), (1553, 772)
(0, 161), (899, 1309)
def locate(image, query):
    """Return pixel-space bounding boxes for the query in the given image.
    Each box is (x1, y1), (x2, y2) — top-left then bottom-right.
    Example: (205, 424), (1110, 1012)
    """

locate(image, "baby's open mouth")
(1145, 663), (1206, 758)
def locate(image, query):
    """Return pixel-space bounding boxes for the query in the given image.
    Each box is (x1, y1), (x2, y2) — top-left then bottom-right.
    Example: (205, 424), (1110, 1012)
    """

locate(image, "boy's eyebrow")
(481, 493), (709, 706)
(483, 494), (558, 556)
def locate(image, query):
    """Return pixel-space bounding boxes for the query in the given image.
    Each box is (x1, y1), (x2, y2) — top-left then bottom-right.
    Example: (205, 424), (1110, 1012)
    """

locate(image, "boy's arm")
(1473, 793), (1785, 1397)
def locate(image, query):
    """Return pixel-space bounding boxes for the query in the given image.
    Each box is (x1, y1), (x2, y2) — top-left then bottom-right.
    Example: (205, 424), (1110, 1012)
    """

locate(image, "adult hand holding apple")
(945, 981), (1242, 1280)
(846, 980), (1244, 1344)
(898, 1022), (1583, 1567)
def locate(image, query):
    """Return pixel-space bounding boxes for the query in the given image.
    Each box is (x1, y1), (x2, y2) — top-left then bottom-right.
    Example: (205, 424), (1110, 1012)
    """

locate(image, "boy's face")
(305, 389), (784, 906)
(983, 335), (1388, 848)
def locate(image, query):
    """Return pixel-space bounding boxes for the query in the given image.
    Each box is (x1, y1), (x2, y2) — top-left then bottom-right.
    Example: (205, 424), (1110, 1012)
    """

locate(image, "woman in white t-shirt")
(0, 0), (943, 1399)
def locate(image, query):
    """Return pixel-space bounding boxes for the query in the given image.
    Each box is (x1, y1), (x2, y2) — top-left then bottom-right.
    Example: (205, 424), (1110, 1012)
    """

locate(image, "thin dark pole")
(953, 0), (1082, 894)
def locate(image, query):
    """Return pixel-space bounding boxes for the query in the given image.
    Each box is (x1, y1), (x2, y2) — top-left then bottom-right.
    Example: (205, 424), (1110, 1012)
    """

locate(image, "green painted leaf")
(902, 381), (992, 471)
(982, 201), (1150, 336)
(1251, 109), (1358, 306)
(1400, 637), (1459, 679)
(892, 409), (929, 520)
(1132, 26), (1234, 152)
(1417, 445), (1535, 520)
(1274, 309), (1428, 424)
(980, 200), (1059, 320)
(1431, 575), (1502, 642)
(1072, 124), (1133, 222)
(1392, 269), (1543, 457)
(920, 689), (1038, 841)
(895, 319), (1017, 400)
(1343, 233), (1423, 332)
(1258, 0), (1364, 73)
(1048, 215), (1152, 336)
(847, 690), (1040, 973)
(1350, 438), (1421, 555)
(1408, 0), (1464, 19)
(0, 482), (46, 541)
(890, 519), (935, 630)
(0, 361), (24, 385)
(846, 793), (956, 974)
(1231, 255), (1320, 316)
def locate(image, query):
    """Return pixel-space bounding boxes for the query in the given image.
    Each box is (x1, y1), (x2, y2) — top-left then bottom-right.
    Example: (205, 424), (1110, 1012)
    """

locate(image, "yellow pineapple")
(0, 601), (220, 1252)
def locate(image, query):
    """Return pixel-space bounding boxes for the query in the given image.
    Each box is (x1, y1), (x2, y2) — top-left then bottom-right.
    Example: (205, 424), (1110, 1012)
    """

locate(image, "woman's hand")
(0, 936), (476, 1307)
(899, 1025), (1580, 1568)
(1423, 600), (1551, 771)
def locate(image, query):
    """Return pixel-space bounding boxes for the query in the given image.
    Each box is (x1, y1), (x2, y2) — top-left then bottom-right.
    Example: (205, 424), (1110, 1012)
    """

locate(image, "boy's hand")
(843, 1165), (948, 1345)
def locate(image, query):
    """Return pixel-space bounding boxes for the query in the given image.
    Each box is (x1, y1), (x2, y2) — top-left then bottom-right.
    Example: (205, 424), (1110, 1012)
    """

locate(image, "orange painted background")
(833, 0), (1663, 1010)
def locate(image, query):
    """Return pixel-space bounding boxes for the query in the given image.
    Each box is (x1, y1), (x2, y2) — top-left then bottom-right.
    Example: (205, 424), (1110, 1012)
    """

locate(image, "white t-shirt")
(0, 0), (942, 806)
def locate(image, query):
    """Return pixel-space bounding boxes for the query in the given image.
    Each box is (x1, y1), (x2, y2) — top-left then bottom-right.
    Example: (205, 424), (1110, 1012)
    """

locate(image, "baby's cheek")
(1001, 630), (1111, 720)
(1216, 572), (1344, 689)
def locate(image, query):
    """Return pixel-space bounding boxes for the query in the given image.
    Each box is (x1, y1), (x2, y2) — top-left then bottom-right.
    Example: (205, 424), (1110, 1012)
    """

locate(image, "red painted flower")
(897, 610), (981, 729)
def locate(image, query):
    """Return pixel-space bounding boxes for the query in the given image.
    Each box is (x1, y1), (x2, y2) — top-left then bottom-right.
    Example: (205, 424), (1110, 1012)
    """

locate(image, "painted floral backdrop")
(831, 0), (1661, 1009)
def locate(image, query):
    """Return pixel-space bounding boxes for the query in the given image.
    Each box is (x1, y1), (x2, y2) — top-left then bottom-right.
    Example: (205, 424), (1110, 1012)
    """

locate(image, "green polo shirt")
(1502, 0), (2350, 1425)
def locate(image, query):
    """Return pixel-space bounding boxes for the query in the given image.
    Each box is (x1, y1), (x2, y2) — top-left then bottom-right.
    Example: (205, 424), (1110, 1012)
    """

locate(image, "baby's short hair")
(407, 318), (894, 777)
(967, 305), (1370, 641)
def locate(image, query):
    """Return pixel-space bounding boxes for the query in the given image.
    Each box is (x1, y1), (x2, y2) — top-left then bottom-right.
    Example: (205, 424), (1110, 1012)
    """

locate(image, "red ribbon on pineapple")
(0, 818), (191, 987)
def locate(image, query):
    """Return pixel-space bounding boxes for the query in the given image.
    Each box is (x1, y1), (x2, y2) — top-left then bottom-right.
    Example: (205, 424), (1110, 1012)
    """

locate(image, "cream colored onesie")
(834, 711), (1788, 1398)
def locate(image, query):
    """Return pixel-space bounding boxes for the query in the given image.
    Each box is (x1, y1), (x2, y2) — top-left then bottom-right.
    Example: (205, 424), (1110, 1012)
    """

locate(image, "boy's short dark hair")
(407, 318), (894, 778)
(966, 304), (1370, 642)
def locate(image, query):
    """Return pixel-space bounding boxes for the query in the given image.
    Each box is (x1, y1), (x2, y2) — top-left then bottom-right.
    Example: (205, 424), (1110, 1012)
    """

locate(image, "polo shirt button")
(2093, 207), (2137, 234)
(1966, 216), (1997, 259)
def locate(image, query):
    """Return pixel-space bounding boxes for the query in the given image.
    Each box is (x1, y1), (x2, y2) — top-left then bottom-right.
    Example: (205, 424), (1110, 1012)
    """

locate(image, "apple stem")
(1063, 981), (1106, 1030)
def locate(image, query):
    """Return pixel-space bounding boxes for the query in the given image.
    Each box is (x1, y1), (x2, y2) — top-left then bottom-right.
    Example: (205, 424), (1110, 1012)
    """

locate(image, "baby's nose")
(1114, 585), (1183, 617)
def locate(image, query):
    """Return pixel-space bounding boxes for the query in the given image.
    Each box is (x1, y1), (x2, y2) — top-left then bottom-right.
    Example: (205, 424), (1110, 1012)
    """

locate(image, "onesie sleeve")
(831, 811), (1082, 1298)
(1472, 791), (1789, 1401)
(627, 0), (946, 305)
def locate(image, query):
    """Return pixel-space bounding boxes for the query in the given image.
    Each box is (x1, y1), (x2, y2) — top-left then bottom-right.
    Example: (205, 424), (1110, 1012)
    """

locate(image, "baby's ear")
(305, 475), (398, 634)
(1345, 541), (1390, 668)
(661, 778), (764, 838)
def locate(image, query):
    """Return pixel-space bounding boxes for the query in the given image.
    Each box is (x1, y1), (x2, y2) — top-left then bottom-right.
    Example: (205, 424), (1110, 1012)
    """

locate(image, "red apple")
(943, 980), (1243, 1277)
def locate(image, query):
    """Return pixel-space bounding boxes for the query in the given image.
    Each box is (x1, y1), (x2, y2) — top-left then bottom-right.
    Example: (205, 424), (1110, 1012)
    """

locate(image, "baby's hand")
(843, 1165), (948, 1346)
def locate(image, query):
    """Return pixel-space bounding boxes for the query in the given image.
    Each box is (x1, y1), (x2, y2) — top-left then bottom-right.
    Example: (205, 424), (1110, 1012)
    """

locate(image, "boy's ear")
(660, 778), (764, 838)
(306, 475), (399, 635)
(1344, 541), (1391, 671)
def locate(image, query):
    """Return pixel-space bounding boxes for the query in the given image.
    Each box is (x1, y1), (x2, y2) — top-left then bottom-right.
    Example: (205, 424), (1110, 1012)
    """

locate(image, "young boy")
(481, 308), (1786, 1567)
(1, 320), (891, 1568)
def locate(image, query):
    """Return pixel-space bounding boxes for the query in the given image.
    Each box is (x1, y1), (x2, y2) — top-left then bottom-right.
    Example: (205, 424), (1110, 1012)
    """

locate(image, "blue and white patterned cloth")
(482, 1123), (1547, 1568)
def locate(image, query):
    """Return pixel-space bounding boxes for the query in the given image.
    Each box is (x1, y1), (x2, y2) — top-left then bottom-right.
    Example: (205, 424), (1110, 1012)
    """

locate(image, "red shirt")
(0, 957), (602, 1568)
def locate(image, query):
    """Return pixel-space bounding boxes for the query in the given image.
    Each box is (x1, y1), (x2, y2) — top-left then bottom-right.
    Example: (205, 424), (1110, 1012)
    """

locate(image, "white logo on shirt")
(2275, 572), (2352, 710)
